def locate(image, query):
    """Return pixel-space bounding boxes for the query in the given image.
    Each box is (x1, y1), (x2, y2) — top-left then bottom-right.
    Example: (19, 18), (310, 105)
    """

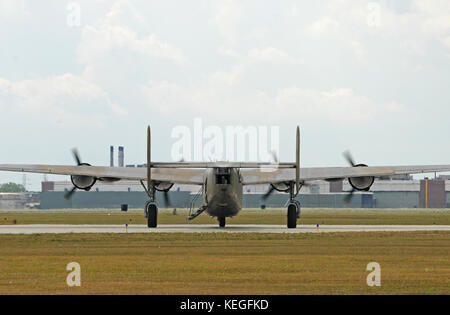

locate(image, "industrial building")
(38, 177), (450, 209)
(0, 193), (39, 209)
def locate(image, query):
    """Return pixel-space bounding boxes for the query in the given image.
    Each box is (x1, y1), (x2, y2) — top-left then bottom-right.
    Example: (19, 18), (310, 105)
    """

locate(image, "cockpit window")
(215, 168), (231, 185)
(216, 175), (230, 184)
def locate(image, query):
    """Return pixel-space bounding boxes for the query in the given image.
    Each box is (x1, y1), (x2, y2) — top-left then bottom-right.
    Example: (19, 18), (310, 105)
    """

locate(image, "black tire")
(287, 204), (297, 228)
(146, 203), (158, 228)
(219, 217), (226, 228)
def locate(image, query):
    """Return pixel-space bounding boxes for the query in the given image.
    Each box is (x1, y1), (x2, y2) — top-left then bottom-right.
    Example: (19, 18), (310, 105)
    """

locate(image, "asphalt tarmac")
(0, 224), (449, 234)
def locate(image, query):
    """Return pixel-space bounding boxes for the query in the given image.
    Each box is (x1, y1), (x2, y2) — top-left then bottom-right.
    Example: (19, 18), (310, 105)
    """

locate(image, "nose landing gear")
(218, 217), (226, 228)
(141, 180), (158, 228)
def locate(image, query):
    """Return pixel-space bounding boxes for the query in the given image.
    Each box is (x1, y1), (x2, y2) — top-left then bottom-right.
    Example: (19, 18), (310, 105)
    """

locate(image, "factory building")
(0, 193), (40, 209)
(38, 177), (450, 209)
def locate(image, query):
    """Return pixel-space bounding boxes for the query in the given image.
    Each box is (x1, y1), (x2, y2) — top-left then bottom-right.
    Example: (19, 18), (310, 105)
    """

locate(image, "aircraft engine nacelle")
(348, 164), (374, 191)
(271, 182), (290, 192)
(71, 175), (97, 191)
(154, 182), (174, 192)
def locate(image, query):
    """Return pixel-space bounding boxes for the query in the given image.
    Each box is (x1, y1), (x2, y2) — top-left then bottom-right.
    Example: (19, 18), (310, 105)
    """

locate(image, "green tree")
(0, 182), (26, 193)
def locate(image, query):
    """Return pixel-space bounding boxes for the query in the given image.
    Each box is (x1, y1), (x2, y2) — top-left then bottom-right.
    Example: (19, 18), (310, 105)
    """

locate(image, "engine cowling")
(71, 175), (96, 191)
(270, 182), (290, 192)
(70, 162), (97, 191)
(348, 164), (374, 191)
(154, 182), (174, 192)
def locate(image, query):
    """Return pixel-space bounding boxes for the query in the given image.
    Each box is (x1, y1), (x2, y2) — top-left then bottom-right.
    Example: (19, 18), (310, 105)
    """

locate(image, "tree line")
(0, 183), (27, 193)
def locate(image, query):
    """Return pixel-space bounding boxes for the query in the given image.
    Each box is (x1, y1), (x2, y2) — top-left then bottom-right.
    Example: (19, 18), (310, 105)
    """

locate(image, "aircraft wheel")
(219, 217), (226, 228)
(146, 202), (158, 228)
(287, 203), (297, 229)
(293, 200), (301, 218)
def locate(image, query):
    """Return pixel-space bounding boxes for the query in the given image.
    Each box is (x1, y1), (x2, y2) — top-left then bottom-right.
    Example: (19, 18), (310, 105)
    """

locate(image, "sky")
(0, 0), (449, 191)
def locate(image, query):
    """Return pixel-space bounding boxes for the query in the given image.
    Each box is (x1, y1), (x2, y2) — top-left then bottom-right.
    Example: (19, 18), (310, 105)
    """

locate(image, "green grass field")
(0, 210), (449, 225)
(0, 231), (448, 294)
(0, 209), (448, 294)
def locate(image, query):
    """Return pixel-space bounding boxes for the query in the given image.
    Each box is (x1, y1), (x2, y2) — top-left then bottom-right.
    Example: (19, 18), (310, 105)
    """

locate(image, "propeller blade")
(262, 185), (275, 201)
(344, 188), (356, 203)
(72, 148), (82, 166)
(163, 191), (171, 208)
(343, 150), (356, 167)
(63, 186), (77, 201)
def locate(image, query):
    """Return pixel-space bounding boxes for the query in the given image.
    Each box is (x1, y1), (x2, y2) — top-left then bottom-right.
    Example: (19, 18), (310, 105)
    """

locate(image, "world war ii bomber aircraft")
(1, 126), (450, 228)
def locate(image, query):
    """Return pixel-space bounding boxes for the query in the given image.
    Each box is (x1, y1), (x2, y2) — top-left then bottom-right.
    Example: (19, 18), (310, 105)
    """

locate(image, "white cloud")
(349, 40), (365, 62)
(0, 0), (28, 18)
(289, 4), (298, 18)
(412, 0), (450, 48)
(274, 87), (404, 121)
(444, 36), (450, 51)
(78, 25), (186, 65)
(209, 0), (243, 43)
(307, 0), (450, 57)
(211, 46), (303, 86)
(248, 47), (303, 65)
(217, 46), (241, 58)
(0, 74), (127, 126)
(140, 81), (192, 116)
(307, 17), (340, 37)
(140, 79), (404, 123)
(77, 1), (186, 65)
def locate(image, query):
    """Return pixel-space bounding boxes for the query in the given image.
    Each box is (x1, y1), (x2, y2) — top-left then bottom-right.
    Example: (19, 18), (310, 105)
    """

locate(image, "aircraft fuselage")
(203, 167), (243, 218)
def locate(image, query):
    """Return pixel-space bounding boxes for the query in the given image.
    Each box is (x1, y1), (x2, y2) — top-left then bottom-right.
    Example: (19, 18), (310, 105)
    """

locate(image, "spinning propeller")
(262, 184), (276, 201)
(343, 150), (370, 203)
(162, 190), (171, 208)
(63, 185), (77, 201)
(261, 151), (280, 202)
(63, 148), (91, 201)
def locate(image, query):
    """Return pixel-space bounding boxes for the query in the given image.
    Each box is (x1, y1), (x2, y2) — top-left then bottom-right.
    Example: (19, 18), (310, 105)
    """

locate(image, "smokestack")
(118, 146), (124, 167)
(110, 146), (114, 167)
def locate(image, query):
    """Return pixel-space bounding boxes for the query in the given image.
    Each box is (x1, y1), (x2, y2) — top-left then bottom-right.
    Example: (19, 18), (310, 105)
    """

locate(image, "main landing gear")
(142, 126), (159, 229)
(287, 182), (301, 229)
(287, 200), (301, 229)
(145, 200), (158, 228)
(142, 180), (158, 228)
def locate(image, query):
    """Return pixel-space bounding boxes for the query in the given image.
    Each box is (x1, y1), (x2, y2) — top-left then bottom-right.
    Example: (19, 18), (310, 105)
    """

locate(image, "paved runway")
(0, 224), (449, 234)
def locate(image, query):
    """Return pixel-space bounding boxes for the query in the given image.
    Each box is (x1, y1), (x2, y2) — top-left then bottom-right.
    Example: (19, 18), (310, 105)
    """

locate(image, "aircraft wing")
(0, 164), (204, 185)
(240, 165), (450, 185)
(2, 163), (450, 186)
